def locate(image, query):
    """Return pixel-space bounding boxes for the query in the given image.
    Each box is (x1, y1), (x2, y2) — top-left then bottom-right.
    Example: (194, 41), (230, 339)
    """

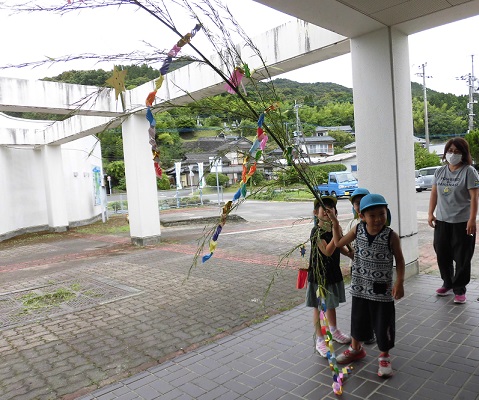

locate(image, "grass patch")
(73, 215), (130, 235)
(250, 187), (316, 201)
(0, 215), (130, 249)
(19, 288), (77, 313)
(0, 232), (59, 250)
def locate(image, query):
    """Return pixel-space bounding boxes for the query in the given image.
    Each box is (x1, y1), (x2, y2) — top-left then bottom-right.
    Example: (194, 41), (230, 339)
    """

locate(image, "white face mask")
(446, 152), (462, 165)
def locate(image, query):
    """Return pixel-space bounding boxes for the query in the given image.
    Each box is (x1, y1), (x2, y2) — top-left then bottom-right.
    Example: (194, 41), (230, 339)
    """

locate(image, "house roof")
(182, 136), (253, 153)
(344, 142), (356, 149)
(166, 136), (255, 174)
(183, 153), (220, 164)
(315, 125), (353, 132)
(320, 152), (356, 163)
(304, 136), (336, 143)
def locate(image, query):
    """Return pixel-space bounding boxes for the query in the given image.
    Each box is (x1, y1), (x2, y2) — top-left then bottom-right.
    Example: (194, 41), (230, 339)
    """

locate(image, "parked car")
(415, 170), (425, 192)
(418, 166), (441, 190)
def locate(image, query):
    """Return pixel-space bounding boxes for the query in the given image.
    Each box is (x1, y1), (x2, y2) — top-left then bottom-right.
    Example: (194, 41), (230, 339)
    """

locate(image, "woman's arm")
(428, 185), (438, 228)
(467, 187), (479, 235)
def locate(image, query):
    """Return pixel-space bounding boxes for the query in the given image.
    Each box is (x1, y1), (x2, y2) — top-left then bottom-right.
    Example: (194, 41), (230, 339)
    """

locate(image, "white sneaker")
(315, 338), (328, 358)
(332, 329), (351, 344)
(378, 356), (393, 378)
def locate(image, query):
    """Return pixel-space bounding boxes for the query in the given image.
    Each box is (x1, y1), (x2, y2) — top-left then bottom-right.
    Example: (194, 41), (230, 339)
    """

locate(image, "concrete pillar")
(351, 27), (419, 277)
(122, 113), (161, 245)
(42, 145), (69, 232)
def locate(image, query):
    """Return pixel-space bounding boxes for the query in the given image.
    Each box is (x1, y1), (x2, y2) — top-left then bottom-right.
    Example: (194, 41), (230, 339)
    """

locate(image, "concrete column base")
(50, 226), (69, 233)
(405, 260), (419, 279)
(131, 235), (161, 246)
(395, 260), (419, 281)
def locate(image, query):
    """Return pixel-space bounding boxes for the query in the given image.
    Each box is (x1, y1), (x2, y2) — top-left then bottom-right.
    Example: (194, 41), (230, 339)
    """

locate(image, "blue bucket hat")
(359, 193), (391, 226)
(350, 188), (370, 218)
(349, 188), (370, 204)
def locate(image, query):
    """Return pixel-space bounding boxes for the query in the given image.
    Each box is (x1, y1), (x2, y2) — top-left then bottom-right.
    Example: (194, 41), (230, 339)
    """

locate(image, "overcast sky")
(1, 1), (478, 97)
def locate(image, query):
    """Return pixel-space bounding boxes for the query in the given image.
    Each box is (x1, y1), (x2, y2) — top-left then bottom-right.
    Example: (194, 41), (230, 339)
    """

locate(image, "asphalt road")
(220, 191), (432, 222)
(108, 188), (433, 219)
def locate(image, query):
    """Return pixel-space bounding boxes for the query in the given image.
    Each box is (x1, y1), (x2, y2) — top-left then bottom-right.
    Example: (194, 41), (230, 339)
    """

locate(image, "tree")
(100, 128), (124, 162)
(157, 130), (184, 169)
(465, 129), (479, 164)
(250, 171), (266, 186)
(105, 160), (125, 188)
(239, 118), (257, 137)
(327, 130), (354, 153)
(428, 104), (467, 135)
(204, 115), (222, 127)
(414, 143), (441, 169)
(175, 116), (196, 133)
(316, 102), (354, 127)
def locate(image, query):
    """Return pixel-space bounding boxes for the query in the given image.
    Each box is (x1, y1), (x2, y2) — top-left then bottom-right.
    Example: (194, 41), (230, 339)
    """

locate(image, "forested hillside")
(7, 64), (477, 188)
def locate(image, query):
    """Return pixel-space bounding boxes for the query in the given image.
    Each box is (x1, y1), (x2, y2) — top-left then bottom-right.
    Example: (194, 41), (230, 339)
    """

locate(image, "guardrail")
(106, 188), (224, 215)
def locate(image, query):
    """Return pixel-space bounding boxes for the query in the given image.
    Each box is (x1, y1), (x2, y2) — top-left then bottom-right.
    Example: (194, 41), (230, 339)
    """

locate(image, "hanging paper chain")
(202, 104), (276, 263)
(318, 293), (353, 396)
(145, 24), (202, 178)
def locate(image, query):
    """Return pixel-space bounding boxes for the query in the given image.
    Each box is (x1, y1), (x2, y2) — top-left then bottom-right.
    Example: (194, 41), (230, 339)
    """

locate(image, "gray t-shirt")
(433, 165), (479, 223)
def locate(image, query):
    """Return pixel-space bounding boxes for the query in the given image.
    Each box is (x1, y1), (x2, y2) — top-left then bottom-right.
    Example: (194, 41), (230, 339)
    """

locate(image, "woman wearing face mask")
(428, 137), (479, 304)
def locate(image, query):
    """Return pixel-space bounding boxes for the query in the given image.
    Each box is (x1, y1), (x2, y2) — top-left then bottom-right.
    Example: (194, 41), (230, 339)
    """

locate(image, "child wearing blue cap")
(345, 188), (376, 345)
(345, 188), (370, 268)
(326, 193), (405, 378)
(306, 196), (353, 358)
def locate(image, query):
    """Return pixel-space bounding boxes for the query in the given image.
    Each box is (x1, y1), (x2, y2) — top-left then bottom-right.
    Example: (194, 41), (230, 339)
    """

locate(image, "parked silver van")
(418, 166), (441, 190)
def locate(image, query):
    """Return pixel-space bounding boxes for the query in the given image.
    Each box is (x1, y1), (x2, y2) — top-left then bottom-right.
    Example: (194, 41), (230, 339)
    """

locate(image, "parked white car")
(415, 170), (425, 192)
(417, 166), (441, 191)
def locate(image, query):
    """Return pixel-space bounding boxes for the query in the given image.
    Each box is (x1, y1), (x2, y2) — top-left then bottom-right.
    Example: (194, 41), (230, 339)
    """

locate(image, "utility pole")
(293, 100), (312, 163)
(416, 63), (432, 150)
(294, 100), (302, 135)
(457, 55), (478, 133)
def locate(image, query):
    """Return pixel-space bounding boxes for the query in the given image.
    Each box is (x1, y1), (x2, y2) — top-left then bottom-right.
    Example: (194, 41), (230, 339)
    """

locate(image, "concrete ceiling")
(254, 0), (479, 38)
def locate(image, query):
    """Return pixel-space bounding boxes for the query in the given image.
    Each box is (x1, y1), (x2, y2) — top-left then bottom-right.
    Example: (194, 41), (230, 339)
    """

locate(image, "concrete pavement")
(0, 204), (478, 400)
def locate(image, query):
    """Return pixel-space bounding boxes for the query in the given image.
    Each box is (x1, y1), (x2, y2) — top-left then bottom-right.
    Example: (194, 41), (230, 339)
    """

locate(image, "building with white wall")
(0, 112), (105, 241)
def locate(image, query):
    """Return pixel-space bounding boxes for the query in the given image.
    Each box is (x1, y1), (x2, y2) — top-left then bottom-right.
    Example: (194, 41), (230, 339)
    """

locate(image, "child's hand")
(325, 208), (338, 223)
(392, 282), (404, 300)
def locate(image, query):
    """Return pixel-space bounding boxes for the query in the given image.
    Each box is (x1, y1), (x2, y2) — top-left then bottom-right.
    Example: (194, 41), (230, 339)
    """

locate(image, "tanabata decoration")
(145, 24), (202, 178)
(318, 291), (353, 396)
(224, 65), (250, 95)
(201, 104), (277, 263)
(296, 245), (308, 289)
(106, 67), (128, 111)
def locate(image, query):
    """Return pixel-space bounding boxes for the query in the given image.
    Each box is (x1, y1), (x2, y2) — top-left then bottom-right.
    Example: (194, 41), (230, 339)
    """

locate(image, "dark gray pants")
(434, 220), (475, 295)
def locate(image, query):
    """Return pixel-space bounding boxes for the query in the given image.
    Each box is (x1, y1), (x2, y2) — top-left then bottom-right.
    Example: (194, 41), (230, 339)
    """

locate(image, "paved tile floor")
(2, 204), (479, 400)
(80, 274), (479, 400)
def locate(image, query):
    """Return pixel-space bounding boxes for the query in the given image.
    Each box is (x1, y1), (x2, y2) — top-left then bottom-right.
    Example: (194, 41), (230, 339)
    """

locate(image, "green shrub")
(108, 201), (128, 212)
(250, 171), (266, 186)
(157, 175), (171, 190)
(275, 163), (346, 186)
(205, 172), (229, 187)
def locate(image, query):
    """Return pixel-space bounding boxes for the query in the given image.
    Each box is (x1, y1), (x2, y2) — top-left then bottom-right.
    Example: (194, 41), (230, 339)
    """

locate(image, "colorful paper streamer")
(145, 24), (202, 178)
(201, 104), (277, 263)
(318, 295), (353, 396)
